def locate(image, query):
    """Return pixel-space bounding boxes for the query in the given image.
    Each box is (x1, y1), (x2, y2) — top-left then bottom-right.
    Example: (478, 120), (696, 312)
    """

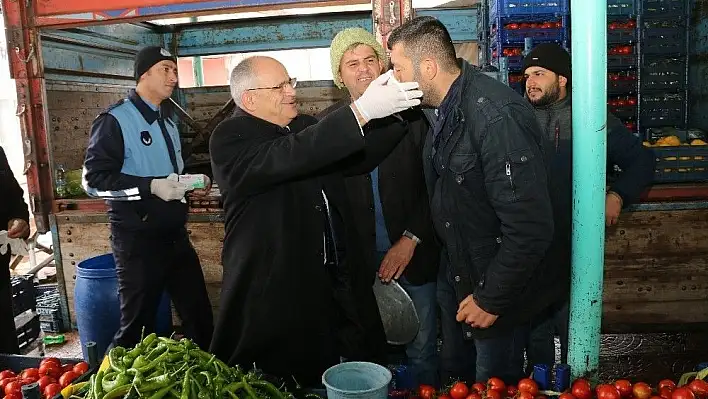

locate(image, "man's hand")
(605, 191), (623, 226)
(151, 174), (189, 202)
(190, 175), (212, 197)
(352, 70), (422, 123)
(456, 294), (498, 328)
(7, 219), (30, 239)
(378, 236), (417, 282)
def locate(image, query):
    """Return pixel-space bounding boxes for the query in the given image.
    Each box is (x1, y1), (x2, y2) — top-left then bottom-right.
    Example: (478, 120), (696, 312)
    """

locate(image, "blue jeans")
(398, 276), (439, 387)
(437, 256), (526, 385)
(526, 300), (569, 374)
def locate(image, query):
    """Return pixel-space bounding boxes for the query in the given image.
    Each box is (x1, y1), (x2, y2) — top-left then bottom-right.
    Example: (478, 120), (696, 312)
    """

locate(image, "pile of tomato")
(0, 357), (89, 399)
(410, 376), (708, 399)
(609, 45), (634, 55)
(609, 20), (637, 30)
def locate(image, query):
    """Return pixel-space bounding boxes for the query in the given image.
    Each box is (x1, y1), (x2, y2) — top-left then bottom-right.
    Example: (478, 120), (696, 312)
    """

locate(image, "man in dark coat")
(521, 43), (656, 368)
(318, 27), (440, 386)
(208, 55), (422, 385)
(0, 146), (31, 354)
(388, 17), (555, 384)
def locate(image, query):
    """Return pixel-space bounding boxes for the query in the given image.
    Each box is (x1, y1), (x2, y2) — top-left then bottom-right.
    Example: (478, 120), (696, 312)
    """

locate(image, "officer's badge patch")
(140, 131), (152, 146)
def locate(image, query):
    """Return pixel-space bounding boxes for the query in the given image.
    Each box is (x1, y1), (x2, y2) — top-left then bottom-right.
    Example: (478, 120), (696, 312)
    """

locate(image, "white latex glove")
(353, 70), (422, 122)
(151, 173), (189, 202)
(0, 230), (29, 257)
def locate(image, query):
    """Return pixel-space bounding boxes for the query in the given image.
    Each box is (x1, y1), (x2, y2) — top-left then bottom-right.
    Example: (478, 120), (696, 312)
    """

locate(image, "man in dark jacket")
(388, 16), (555, 384)
(83, 46), (213, 350)
(0, 146), (31, 354)
(521, 43), (656, 368)
(208, 55), (422, 385)
(318, 27), (440, 386)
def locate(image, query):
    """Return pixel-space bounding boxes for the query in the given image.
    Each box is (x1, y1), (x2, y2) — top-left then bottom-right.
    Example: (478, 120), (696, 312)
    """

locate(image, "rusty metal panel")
(372, 0), (412, 51)
(55, 216), (224, 326)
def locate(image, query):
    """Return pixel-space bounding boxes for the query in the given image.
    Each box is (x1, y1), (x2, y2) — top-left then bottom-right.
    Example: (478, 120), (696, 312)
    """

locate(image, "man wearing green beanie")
(319, 27), (441, 387)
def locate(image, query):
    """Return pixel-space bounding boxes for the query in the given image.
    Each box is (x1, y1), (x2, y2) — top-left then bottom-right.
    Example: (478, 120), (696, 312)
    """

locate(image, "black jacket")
(208, 105), (411, 385)
(534, 95), (656, 292)
(0, 146), (29, 238)
(423, 60), (555, 339)
(318, 100), (440, 285)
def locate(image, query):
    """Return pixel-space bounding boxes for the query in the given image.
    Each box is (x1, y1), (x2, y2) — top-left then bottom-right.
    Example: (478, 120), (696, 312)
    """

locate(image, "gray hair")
(229, 57), (259, 108)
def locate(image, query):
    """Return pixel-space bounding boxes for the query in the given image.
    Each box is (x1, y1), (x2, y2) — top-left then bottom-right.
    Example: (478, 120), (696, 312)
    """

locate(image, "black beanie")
(522, 43), (571, 82)
(134, 46), (177, 81)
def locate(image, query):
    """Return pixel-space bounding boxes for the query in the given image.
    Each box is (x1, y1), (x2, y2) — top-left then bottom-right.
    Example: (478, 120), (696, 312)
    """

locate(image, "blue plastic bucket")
(74, 253), (172, 359)
(322, 362), (392, 399)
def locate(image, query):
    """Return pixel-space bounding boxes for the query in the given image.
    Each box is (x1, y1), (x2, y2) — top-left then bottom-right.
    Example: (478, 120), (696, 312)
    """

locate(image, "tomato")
(440, 396), (453, 399)
(485, 390), (502, 399)
(0, 372), (15, 381)
(19, 368), (39, 383)
(419, 384), (436, 399)
(450, 382), (470, 399)
(61, 364), (73, 375)
(560, 393), (577, 399)
(572, 379), (593, 399)
(660, 381), (677, 392)
(37, 376), (56, 392)
(44, 383), (62, 399)
(487, 378), (506, 393)
(58, 371), (79, 388)
(518, 378), (539, 396)
(4, 393), (21, 399)
(518, 391), (536, 399)
(661, 388), (675, 399)
(614, 379), (632, 398)
(597, 384), (621, 399)
(672, 388), (696, 399)
(688, 379), (708, 398)
(507, 385), (518, 398)
(538, 396), (548, 399)
(39, 362), (61, 379)
(466, 394), (483, 399)
(4, 381), (21, 396)
(39, 358), (60, 369)
(72, 362), (89, 376)
(634, 382), (653, 399)
(473, 383), (487, 394)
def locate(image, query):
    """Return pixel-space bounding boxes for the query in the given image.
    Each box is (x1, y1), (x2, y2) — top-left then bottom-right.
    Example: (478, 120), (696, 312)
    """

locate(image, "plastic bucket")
(322, 362), (392, 399)
(74, 253), (172, 359)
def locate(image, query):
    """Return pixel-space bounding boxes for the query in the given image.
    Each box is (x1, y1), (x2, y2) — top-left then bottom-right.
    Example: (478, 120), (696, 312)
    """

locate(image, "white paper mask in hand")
(386, 71), (410, 101)
(0, 230), (29, 257)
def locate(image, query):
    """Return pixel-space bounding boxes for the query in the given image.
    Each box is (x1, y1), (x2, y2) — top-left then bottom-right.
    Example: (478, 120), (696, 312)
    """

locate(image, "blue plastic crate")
(640, 56), (686, 91)
(608, 17), (637, 43)
(489, 0), (568, 19)
(608, 0), (637, 15)
(640, 92), (686, 128)
(492, 55), (524, 71)
(492, 25), (567, 44)
(608, 71), (638, 94)
(652, 146), (708, 183)
(641, 0), (686, 17)
(641, 17), (687, 55)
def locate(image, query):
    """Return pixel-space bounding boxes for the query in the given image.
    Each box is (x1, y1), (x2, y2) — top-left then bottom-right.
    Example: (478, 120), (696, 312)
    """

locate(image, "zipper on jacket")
(505, 160), (515, 195)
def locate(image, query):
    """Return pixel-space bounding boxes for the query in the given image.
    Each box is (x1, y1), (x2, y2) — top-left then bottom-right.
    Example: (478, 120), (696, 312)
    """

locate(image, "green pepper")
(225, 392), (240, 399)
(93, 370), (105, 399)
(142, 333), (157, 348)
(158, 337), (179, 345)
(102, 372), (130, 392)
(102, 385), (131, 399)
(86, 374), (95, 399)
(250, 381), (286, 399)
(135, 349), (170, 374)
(179, 369), (191, 399)
(240, 377), (259, 399)
(132, 355), (149, 369)
(138, 373), (173, 393)
(109, 348), (127, 373)
(146, 382), (177, 399)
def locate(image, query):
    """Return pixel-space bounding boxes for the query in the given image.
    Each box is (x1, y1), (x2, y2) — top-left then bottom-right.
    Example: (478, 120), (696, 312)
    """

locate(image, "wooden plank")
(56, 220), (224, 327)
(603, 300), (708, 327)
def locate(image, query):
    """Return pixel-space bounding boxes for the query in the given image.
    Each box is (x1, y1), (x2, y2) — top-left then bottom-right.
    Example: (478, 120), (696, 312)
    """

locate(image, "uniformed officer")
(82, 46), (213, 350)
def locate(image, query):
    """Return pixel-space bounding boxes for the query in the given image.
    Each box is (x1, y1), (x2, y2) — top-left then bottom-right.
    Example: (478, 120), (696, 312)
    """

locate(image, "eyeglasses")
(246, 77), (297, 91)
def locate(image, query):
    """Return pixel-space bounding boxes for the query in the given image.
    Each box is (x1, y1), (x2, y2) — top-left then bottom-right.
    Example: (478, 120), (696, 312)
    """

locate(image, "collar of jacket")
(128, 89), (162, 124)
(232, 106), (293, 135)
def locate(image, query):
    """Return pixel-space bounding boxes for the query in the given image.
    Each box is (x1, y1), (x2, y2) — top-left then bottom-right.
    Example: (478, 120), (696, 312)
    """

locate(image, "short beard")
(413, 68), (440, 107)
(528, 79), (561, 107)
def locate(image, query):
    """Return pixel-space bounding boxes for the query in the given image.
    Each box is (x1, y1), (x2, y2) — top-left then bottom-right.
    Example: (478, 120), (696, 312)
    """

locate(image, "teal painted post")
(568, 0), (607, 381)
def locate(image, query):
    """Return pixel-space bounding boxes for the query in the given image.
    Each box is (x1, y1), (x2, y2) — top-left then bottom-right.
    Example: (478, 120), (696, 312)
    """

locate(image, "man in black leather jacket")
(388, 16), (556, 384)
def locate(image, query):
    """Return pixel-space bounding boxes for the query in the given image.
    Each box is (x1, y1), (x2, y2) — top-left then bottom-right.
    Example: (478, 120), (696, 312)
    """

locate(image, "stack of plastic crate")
(487, 0), (570, 93)
(638, 0), (689, 138)
(607, 0), (639, 134)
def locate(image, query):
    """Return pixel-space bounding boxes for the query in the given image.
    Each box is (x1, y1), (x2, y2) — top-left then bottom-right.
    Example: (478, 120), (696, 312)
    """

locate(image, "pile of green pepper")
(73, 333), (324, 399)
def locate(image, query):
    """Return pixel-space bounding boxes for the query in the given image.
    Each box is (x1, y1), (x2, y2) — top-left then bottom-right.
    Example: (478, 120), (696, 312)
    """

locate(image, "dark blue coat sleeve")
(606, 114), (656, 205)
(82, 113), (153, 201)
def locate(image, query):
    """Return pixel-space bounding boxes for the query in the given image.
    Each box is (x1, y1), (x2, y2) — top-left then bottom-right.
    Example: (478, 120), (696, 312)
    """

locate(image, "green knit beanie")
(330, 27), (387, 89)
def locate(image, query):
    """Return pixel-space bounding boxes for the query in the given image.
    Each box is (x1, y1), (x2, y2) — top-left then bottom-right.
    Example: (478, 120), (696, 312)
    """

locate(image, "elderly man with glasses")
(208, 56), (423, 385)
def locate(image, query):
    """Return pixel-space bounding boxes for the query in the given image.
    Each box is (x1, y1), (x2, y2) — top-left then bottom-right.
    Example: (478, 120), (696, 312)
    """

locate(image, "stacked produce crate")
(486, 0), (570, 94)
(10, 275), (41, 351)
(607, 0), (639, 134)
